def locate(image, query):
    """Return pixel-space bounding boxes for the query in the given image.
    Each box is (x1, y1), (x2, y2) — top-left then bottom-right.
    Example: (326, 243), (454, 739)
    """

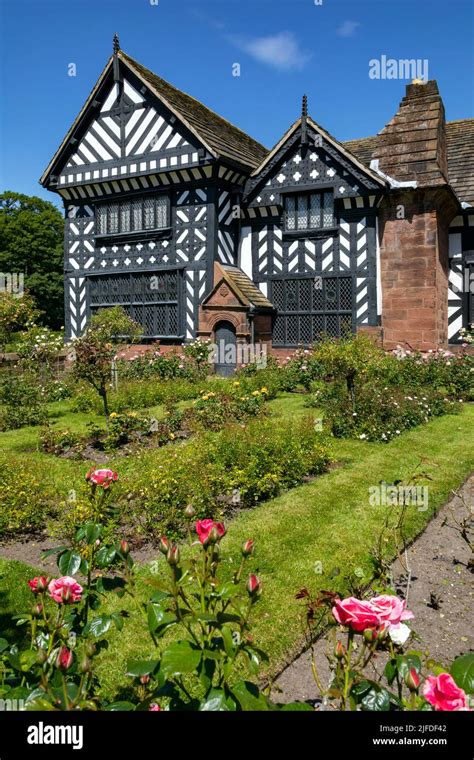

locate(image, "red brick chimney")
(376, 81), (459, 350)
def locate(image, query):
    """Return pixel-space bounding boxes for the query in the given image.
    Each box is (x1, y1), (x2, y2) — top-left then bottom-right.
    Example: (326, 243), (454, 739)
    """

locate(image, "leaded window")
(271, 276), (353, 346)
(284, 191), (334, 231)
(96, 195), (169, 236)
(88, 271), (181, 339)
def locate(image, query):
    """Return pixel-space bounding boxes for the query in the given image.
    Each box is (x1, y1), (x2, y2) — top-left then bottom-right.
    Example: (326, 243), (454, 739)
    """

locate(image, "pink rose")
(195, 519), (226, 545)
(48, 576), (83, 604)
(332, 597), (381, 632)
(247, 574), (261, 596)
(149, 703), (162, 711)
(423, 674), (469, 711)
(56, 646), (74, 671)
(28, 576), (48, 594)
(369, 595), (414, 625)
(85, 468), (118, 489)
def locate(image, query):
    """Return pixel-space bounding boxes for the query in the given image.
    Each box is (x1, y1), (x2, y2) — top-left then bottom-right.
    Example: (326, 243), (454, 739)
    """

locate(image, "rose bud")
(31, 603), (43, 618)
(158, 536), (170, 555)
(208, 526), (221, 545)
(363, 628), (378, 644)
(247, 574), (261, 597)
(120, 539), (130, 556)
(334, 640), (346, 660)
(28, 576), (48, 594)
(149, 703), (162, 711)
(242, 539), (255, 558)
(36, 648), (48, 665)
(184, 504), (196, 519)
(167, 545), (180, 566)
(56, 646), (74, 671)
(140, 675), (150, 685)
(78, 655), (92, 674)
(405, 668), (420, 692)
(61, 585), (73, 604)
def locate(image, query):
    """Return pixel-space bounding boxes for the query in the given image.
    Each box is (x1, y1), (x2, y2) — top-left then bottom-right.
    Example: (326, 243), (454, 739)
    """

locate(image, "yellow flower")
(233, 381), (240, 386)
(169, 433), (175, 440)
(251, 390), (260, 396)
(110, 412), (118, 419)
(261, 387), (268, 393)
(202, 395), (209, 401)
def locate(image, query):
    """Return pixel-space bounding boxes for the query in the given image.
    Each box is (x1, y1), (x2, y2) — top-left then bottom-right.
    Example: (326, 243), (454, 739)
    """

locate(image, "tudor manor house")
(41, 38), (474, 363)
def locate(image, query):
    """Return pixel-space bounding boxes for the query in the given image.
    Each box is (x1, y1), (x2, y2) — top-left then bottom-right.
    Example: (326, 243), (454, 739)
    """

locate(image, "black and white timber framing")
(40, 41), (473, 346)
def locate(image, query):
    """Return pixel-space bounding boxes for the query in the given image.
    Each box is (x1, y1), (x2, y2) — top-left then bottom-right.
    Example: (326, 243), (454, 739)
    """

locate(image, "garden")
(0, 293), (473, 712)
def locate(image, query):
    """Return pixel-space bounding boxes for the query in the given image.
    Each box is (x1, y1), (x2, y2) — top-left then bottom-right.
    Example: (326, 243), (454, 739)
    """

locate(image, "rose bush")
(299, 588), (473, 711)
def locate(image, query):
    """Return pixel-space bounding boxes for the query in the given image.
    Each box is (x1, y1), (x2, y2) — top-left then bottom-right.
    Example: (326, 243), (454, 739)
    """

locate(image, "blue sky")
(1, 0), (473, 207)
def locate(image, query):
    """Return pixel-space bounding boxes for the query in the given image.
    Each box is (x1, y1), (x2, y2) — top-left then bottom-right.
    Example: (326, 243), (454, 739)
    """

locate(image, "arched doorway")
(214, 320), (237, 376)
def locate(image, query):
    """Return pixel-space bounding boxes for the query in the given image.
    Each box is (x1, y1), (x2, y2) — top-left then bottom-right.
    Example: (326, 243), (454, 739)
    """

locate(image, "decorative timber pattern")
(448, 212), (474, 342)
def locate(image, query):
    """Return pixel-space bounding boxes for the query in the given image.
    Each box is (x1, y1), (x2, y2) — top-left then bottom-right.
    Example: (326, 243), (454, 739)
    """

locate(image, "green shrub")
(0, 373), (48, 430)
(309, 380), (458, 442)
(0, 456), (58, 535)
(125, 417), (330, 539)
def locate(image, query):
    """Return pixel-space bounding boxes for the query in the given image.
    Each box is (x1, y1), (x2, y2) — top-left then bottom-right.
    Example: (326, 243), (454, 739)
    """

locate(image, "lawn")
(1, 393), (472, 700)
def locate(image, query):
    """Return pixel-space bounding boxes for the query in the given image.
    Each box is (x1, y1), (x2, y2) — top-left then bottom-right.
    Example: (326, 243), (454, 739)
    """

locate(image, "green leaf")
(221, 627), (235, 658)
(41, 546), (68, 559)
(104, 701), (136, 711)
(360, 686), (391, 712)
(150, 590), (172, 604)
(0, 638), (9, 653)
(58, 550), (82, 576)
(84, 615), (112, 637)
(111, 612), (125, 631)
(126, 659), (159, 678)
(199, 689), (230, 711)
(279, 701), (314, 711)
(95, 545), (117, 568)
(8, 649), (37, 672)
(384, 659), (397, 686)
(396, 653), (422, 680)
(451, 653), (474, 695)
(231, 680), (270, 711)
(160, 641), (202, 678)
(147, 604), (177, 635)
(351, 679), (372, 699)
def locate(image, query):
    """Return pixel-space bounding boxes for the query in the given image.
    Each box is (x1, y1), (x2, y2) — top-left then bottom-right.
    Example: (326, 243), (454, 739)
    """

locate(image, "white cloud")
(229, 31), (311, 71)
(336, 20), (361, 38)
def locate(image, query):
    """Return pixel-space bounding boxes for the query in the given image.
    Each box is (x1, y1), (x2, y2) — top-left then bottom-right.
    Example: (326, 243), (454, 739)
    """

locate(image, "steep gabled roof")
(249, 115), (387, 188)
(40, 50), (268, 185)
(119, 52), (268, 171)
(203, 263), (273, 310)
(344, 118), (474, 205)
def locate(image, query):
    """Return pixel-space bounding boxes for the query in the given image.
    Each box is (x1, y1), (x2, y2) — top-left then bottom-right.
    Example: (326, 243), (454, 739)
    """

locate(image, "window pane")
(156, 196), (168, 228)
(108, 203), (119, 234)
(143, 197), (155, 229)
(132, 199), (142, 231)
(120, 203), (131, 233)
(286, 196), (296, 230)
(97, 206), (107, 235)
(323, 192), (333, 227)
(309, 194), (321, 228)
(297, 195), (307, 230)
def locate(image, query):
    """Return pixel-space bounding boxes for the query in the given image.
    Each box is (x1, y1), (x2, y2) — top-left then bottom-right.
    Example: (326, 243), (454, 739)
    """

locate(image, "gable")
(55, 77), (204, 190)
(245, 119), (385, 206)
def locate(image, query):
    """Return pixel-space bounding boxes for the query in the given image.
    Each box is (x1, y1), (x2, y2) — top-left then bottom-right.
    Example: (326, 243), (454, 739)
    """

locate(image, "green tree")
(73, 307), (142, 428)
(0, 191), (64, 328)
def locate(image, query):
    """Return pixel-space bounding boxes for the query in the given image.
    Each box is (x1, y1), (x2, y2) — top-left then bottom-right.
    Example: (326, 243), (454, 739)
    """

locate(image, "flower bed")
(309, 381), (459, 442)
(122, 416), (330, 540)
